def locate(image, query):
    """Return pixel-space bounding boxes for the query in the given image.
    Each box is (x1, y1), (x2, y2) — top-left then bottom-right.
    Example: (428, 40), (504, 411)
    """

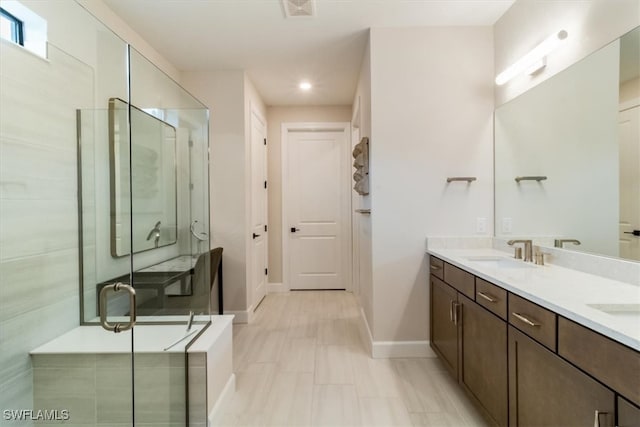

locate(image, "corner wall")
(368, 26), (494, 343)
(351, 36), (373, 332)
(181, 71), (248, 314)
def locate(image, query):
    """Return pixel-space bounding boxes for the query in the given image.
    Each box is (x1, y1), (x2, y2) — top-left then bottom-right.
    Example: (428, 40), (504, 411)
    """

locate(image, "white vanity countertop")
(427, 248), (640, 351)
(138, 255), (197, 273)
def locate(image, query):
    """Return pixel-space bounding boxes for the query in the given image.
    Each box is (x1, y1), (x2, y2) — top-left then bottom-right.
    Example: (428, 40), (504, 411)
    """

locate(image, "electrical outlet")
(502, 218), (513, 233)
(476, 217), (487, 234)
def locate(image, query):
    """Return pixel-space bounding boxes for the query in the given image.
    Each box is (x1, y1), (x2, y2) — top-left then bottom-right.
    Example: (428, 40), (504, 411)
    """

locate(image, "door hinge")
(263, 138), (267, 145)
(264, 180), (267, 189)
(264, 224), (268, 232)
(265, 268), (268, 275)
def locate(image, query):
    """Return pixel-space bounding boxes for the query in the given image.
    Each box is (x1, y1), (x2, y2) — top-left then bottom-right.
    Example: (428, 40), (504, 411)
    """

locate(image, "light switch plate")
(502, 218), (513, 233)
(476, 217), (487, 234)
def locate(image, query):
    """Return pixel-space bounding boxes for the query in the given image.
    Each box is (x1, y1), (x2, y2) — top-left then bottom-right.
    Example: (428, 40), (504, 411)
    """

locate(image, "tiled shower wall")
(0, 40), (92, 415)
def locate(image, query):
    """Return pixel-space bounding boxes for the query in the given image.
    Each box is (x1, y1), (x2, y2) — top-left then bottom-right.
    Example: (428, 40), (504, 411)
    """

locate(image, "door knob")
(290, 227), (300, 233)
(623, 230), (640, 236)
(252, 233), (261, 239)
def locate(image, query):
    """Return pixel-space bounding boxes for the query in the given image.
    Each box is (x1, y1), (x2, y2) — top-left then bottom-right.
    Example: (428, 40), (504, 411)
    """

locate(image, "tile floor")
(217, 291), (487, 426)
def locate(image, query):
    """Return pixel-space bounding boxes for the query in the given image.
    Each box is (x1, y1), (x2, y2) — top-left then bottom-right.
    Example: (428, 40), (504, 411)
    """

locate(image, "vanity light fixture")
(495, 30), (568, 86)
(299, 81), (312, 91)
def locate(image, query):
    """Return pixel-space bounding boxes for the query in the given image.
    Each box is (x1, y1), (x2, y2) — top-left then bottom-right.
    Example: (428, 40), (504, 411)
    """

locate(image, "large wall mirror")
(495, 27), (640, 262)
(109, 97), (177, 256)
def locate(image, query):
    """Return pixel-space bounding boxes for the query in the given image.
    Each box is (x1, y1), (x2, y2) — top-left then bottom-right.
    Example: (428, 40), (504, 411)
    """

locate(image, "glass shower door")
(0, 1), (138, 425)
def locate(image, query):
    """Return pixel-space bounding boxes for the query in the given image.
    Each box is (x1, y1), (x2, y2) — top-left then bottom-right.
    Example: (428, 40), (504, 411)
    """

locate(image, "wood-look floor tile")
(311, 384), (360, 427)
(352, 350), (404, 398)
(216, 291), (487, 427)
(314, 345), (355, 384)
(278, 337), (316, 373)
(264, 372), (313, 426)
(359, 397), (413, 426)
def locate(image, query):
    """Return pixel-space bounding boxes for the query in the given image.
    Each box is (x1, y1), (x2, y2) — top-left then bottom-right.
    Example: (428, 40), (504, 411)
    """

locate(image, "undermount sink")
(587, 304), (640, 321)
(464, 255), (536, 269)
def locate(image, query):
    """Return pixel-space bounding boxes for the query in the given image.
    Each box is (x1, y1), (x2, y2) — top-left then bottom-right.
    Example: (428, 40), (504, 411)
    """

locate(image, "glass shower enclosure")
(0, 1), (210, 425)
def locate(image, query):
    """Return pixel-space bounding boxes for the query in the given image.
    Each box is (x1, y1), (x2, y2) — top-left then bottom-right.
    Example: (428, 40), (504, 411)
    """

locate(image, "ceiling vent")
(282, 0), (316, 18)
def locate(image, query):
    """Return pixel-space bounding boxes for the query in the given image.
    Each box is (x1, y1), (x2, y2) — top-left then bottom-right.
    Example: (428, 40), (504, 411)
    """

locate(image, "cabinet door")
(460, 294), (508, 426)
(430, 276), (459, 379)
(508, 326), (615, 426)
(618, 397), (640, 427)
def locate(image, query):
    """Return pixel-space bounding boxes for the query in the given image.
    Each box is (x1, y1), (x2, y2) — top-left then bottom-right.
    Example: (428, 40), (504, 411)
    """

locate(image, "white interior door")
(284, 126), (350, 290)
(619, 104), (640, 261)
(251, 109), (267, 309)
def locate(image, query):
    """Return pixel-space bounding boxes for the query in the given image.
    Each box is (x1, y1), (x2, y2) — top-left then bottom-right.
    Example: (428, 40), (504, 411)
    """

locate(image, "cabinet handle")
(594, 410), (608, 427)
(449, 300), (454, 322)
(512, 312), (541, 327)
(430, 265), (442, 271)
(477, 291), (497, 303)
(453, 302), (461, 325)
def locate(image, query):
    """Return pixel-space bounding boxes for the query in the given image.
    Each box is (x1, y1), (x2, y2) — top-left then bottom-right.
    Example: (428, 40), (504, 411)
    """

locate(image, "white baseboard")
(267, 282), (287, 293)
(208, 373), (236, 427)
(358, 307), (436, 359)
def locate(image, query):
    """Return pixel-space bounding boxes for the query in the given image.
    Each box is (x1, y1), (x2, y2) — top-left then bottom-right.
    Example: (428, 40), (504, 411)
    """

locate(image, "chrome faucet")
(554, 239), (581, 248)
(508, 239), (533, 262)
(146, 221), (161, 248)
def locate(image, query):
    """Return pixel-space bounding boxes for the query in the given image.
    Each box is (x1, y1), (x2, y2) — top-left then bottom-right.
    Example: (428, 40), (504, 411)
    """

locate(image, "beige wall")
(369, 26), (494, 342)
(621, 76), (640, 105)
(266, 106), (352, 283)
(352, 36), (373, 331)
(182, 70), (248, 313)
(494, 0), (639, 106)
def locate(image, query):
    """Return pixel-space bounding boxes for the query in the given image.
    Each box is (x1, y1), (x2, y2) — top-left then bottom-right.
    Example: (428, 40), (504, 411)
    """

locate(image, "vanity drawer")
(508, 293), (556, 351)
(558, 317), (640, 406)
(444, 263), (474, 299)
(475, 278), (507, 320)
(429, 256), (444, 280)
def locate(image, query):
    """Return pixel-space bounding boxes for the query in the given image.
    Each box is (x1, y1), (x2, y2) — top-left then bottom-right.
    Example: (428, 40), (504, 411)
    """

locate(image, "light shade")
(299, 81), (312, 91)
(495, 30), (568, 86)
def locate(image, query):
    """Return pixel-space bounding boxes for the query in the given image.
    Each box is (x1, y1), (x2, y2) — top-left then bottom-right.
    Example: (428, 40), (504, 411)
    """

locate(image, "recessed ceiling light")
(299, 81), (312, 91)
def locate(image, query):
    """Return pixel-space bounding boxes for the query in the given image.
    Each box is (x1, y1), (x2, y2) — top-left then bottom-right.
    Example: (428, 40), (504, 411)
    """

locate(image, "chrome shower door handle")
(99, 282), (137, 333)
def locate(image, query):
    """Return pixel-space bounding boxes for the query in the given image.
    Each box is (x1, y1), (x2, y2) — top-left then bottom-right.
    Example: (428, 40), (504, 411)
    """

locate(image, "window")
(0, 7), (24, 45)
(0, 1), (47, 58)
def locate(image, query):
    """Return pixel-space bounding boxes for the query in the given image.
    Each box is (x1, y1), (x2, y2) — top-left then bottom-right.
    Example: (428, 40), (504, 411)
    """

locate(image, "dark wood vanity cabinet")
(429, 258), (507, 426)
(508, 326), (615, 426)
(459, 294), (508, 427)
(430, 275), (459, 378)
(428, 255), (639, 427)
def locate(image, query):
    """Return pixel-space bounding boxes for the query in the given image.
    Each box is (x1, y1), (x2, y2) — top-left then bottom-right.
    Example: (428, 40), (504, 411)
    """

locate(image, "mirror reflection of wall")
(109, 98), (178, 257)
(618, 27), (640, 261)
(495, 27), (640, 262)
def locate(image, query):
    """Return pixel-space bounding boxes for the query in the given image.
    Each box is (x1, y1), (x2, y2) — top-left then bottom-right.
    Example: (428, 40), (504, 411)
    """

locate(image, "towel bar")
(446, 177), (477, 183)
(515, 176), (547, 183)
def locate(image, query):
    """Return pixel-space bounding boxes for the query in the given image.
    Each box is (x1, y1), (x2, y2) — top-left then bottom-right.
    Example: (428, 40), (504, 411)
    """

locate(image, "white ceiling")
(102, 0), (515, 106)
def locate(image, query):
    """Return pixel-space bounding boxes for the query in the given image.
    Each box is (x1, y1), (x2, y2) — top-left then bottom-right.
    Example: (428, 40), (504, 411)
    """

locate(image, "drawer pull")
(512, 312), (541, 327)
(430, 265), (442, 271)
(477, 291), (497, 303)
